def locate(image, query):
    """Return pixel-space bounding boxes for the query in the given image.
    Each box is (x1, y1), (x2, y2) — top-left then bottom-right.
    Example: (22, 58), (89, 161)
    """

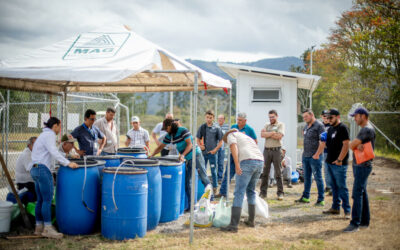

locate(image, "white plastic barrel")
(0, 201), (14, 233)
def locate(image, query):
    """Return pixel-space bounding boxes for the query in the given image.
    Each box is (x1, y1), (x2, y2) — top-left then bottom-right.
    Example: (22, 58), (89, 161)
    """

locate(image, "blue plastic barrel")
(197, 176), (205, 201)
(101, 167), (148, 240)
(122, 159), (161, 231)
(117, 147), (147, 159)
(87, 155), (124, 177)
(158, 160), (182, 222)
(56, 159), (103, 235)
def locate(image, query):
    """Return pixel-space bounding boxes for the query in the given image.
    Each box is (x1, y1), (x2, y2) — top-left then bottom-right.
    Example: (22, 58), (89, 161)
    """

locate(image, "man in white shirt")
(58, 134), (80, 159)
(125, 116), (150, 152)
(152, 112), (174, 156)
(94, 107), (119, 155)
(15, 137), (37, 196)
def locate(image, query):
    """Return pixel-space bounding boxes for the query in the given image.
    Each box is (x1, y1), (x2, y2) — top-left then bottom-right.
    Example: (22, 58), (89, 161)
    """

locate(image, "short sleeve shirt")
(353, 123), (376, 166)
(326, 123), (350, 165)
(227, 132), (263, 162)
(303, 120), (325, 157)
(71, 124), (104, 155)
(231, 124), (257, 141)
(163, 127), (201, 160)
(264, 121), (285, 148)
(126, 127), (150, 147)
(196, 123), (223, 152)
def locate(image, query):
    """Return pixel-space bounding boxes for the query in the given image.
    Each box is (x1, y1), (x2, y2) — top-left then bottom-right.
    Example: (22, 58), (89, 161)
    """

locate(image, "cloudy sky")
(0, 0), (352, 62)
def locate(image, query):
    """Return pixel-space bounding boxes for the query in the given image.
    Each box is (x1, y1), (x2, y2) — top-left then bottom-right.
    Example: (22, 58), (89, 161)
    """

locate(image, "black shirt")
(353, 123), (376, 166)
(326, 122), (350, 165)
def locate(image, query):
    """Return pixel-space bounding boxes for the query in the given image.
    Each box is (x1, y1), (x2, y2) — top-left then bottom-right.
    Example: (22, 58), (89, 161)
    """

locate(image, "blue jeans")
(323, 152), (332, 189)
(219, 155), (235, 196)
(233, 160), (263, 207)
(327, 163), (350, 213)
(217, 146), (225, 180)
(185, 153), (211, 208)
(30, 165), (54, 225)
(203, 152), (218, 188)
(302, 156), (325, 202)
(351, 163), (372, 227)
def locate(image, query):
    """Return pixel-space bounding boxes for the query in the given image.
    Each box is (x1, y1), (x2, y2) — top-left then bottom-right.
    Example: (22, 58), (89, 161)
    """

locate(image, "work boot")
(34, 224), (44, 236)
(244, 204), (256, 227)
(42, 225), (63, 239)
(322, 208), (340, 215)
(221, 207), (242, 233)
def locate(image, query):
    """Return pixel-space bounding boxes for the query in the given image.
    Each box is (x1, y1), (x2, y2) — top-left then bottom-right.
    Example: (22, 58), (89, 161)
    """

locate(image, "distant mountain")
(186, 56), (304, 80)
(145, 56), (303, 114)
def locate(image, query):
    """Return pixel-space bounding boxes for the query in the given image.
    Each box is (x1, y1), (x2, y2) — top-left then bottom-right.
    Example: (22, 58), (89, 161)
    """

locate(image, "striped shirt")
(127, 127), (150, 147)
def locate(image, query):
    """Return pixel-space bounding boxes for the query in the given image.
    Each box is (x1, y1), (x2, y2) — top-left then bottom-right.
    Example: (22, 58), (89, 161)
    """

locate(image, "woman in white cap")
(29, 117), (78, 239)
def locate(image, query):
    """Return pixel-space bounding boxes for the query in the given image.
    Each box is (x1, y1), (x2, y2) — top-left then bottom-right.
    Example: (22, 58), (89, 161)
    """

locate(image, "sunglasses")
(327, 116), (336, 120)
(88, 118), (96, 121)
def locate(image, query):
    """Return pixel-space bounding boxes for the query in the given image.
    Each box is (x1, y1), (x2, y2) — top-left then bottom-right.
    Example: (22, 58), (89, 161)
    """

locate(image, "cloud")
(0, 0), (352, 61)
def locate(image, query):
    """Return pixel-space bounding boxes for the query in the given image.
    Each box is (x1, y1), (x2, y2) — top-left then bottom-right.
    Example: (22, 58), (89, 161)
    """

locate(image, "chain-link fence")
(0, 89), (128, 200)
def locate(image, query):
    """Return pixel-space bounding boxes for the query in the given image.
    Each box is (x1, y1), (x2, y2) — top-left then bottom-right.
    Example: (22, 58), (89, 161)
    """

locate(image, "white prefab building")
(218, 63), (321, 165)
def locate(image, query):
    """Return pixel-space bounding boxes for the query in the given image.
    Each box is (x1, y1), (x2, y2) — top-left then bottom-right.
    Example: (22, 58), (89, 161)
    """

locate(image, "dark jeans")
(185, 153), (210, 208)
(161, 149), (169, 156)
(302, 156), (325, 202)
(260, 148), (284, 196)
(219, 155), (235, 196)
(327, 163), (350, 213)
(350, 163), (372, 227)
(30, 165), (54, 225)
(203, 152), (218, 188)
(217, 146), (225, 180)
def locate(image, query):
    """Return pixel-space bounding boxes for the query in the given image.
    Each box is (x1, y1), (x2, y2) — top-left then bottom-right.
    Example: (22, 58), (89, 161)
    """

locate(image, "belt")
(265, 147), (281, 151)
(32, 164), (39, 168)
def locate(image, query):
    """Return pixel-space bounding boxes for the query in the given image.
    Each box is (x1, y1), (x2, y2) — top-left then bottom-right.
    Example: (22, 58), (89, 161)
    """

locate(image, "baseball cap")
(321, 110), (329, 116)
(328, 108), (340, 116)
(61, 134), (76, 143)
(131, 116), (140, 122)
(350, 107), (369, 117)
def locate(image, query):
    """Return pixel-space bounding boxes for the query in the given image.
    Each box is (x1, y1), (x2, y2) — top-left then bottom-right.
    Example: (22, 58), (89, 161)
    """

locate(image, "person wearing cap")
(295, 109), (325, 206)
(29, 117), (78, 239)
(320, 109), (351, 219)
(94, 107), (119, 155)
(125, 116), (150, 152)
(220, 129), (264, 232)
(15, 136), (37, 201)
(71, 109), (106, 156)
(152, 113), (174, 156)
(150, 118), (211, 210)
(216, 112), (257, 198)
(344, 107), (375, 233)
(259, 109), (285, 200)
(58, 134), (80, 159)
(321, 110), (333, 195)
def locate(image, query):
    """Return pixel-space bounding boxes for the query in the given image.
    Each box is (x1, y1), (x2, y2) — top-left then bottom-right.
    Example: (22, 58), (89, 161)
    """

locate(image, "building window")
(251, 88), (281, 102)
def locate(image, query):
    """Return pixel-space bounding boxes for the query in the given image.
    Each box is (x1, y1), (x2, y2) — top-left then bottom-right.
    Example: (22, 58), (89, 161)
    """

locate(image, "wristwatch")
(337, 159), (342, 163)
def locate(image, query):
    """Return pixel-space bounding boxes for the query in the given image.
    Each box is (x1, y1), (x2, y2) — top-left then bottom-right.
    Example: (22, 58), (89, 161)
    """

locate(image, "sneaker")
(343, 224), (359, 233)
(323, 208), (340, 215)
(315, 200), (325, 206)
(295, 197), (310, 203)
(277, 194), (284, 200)
(344, 212), (351, 219)
(268, 183), (274, 188)
(34, 224), (44, 236)
(325, 187), (331, 193)
(259, 192), (267, 198)
(359, 224), (369, 229)
(42, 225), (63, 239)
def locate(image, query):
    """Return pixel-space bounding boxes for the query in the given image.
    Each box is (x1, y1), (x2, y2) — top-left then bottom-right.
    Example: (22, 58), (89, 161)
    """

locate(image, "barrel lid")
(117, 147), (146, 154)
(86, 155), (125, 160)
(103, 166), (148, 175)
(62, 159), (106, 168)
(158, 160), (182, 166)
(154, 155), (181, 163)
(121, 158), (160, 167)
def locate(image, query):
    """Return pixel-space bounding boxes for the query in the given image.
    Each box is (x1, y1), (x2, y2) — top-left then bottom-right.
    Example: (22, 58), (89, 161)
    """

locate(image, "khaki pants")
(260, 148), (284, 196)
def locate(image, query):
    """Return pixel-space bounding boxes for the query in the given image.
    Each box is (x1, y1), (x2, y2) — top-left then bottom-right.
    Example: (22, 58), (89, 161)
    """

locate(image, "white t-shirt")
(227, 132), (264, 163)
(127, 127), (150, 147)
(15, 147), (33, 184)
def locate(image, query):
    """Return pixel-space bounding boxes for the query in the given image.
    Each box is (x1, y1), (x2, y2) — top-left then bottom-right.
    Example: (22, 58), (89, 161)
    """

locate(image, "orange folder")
(354, 141), (375, 165)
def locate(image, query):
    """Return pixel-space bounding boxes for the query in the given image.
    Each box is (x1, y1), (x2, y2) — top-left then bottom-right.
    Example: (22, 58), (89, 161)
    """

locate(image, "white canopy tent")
(0, 24), (231, 243)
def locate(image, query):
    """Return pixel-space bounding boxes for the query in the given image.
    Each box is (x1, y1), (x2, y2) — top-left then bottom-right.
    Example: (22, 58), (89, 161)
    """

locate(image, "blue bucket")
(56, 159), (103, 235)
(291, 171), (300, 183)
(122, 159), (161, 231)
(101, 167), (148, 240)
(117, 147), (147, 159)
(158, 160), (182, 222)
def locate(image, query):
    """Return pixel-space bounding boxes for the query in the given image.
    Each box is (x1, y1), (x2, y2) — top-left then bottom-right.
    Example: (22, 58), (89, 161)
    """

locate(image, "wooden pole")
(0, 152), (32, 229)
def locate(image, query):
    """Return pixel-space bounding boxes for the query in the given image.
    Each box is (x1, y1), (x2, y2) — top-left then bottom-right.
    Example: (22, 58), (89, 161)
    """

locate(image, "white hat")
(131, 116), (140, 122)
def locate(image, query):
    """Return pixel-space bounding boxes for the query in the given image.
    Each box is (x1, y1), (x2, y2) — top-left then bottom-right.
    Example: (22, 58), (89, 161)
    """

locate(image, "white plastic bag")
(242, 192), (269, 219)
(185, 189), (214, 227)
(212, 197), (231, 228)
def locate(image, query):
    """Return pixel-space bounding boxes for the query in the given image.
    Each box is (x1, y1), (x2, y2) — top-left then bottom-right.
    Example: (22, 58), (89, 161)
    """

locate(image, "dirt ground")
(0, 157), (399, 249)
